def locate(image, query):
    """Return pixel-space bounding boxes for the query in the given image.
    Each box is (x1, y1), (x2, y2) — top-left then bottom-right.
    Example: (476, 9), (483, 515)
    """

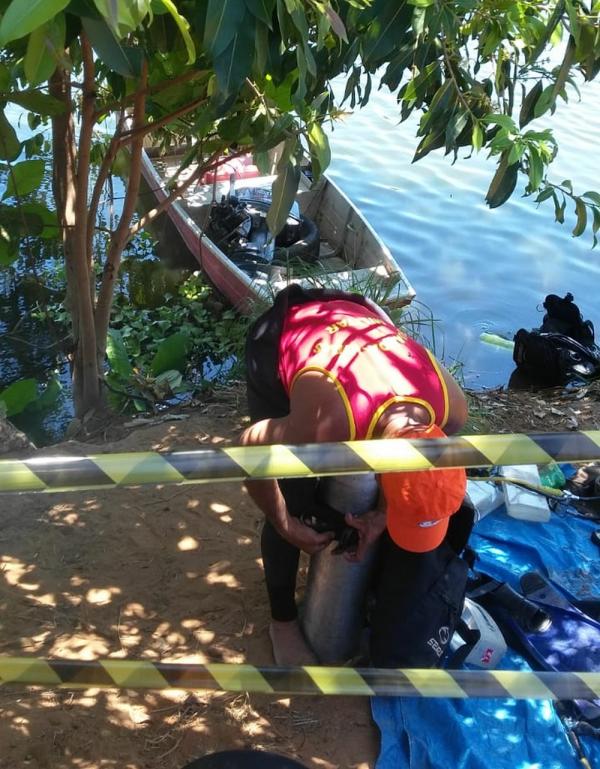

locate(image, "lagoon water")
(326, 79), (600, 388)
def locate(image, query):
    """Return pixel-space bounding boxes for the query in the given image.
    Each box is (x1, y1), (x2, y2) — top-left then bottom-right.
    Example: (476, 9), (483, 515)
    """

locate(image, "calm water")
(327, 80), (600, 388)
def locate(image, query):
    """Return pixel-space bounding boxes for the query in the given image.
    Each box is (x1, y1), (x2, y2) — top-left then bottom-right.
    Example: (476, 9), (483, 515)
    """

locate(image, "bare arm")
(240, 372), (349, 552)
(437, 361), (468, 435)
(343, 483), (388, 562)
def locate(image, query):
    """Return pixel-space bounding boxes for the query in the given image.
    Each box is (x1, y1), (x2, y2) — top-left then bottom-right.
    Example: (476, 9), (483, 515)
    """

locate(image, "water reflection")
(327, 79), (600, 388)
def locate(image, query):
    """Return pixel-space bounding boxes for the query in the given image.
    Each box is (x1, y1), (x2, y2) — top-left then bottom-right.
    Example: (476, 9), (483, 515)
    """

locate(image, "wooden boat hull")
(140, 150), (416, 314)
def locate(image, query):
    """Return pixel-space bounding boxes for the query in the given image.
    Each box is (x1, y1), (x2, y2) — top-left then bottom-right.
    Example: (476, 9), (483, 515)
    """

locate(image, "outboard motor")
(206, 185), (320, 277)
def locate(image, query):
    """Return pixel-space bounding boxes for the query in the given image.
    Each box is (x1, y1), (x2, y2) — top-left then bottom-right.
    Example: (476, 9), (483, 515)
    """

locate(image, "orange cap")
(380, 424), (466, 553)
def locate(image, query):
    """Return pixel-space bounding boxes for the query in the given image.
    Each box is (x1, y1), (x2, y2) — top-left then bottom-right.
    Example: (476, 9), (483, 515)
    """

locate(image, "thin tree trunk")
(49, 66), (84, 408)
(69, 33), (102, 415)
(94, 62), (148, 367)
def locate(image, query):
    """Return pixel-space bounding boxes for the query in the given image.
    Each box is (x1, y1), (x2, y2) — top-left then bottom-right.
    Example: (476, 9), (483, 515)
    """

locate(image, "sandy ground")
(0, 392), (377, 769)
(2, 380), (600, 769)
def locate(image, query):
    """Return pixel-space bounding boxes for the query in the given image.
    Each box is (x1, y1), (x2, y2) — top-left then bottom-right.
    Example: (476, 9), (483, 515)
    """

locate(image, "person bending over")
(240, 285), (472, 667)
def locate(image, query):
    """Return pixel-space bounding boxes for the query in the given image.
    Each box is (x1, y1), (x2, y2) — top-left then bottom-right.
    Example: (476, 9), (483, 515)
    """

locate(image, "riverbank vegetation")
(1, 0), (600, 437)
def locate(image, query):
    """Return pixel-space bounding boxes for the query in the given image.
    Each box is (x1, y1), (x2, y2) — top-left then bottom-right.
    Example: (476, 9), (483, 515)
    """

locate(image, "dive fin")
(521, 571), (600, 621)
(520, 572), (585, 614)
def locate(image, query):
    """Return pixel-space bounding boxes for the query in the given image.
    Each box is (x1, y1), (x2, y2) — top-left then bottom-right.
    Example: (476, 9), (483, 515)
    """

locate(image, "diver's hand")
(278, 515), (335, 554)
(343, 509), (387, 562)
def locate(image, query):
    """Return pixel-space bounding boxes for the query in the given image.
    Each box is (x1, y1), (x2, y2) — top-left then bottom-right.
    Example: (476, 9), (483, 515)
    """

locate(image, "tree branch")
(95, 61), (148, 363)
(443, 45), (476, 120)
(86, 111), (125, 263)
(94, 68), (207, 120)
(117, 95), (209, 147)
(129, 148), (248, 238)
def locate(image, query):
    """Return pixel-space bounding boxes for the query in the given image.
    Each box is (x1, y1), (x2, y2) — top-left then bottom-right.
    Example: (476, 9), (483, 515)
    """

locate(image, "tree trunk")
(50, 55), (101, 417)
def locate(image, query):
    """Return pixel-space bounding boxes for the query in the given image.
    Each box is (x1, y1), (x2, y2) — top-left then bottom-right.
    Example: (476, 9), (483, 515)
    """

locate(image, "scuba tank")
(301, 473), (379, 664)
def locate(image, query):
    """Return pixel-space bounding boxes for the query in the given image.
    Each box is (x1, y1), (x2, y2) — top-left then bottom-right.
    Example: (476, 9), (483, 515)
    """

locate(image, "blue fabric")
(372, 503), (600, 769)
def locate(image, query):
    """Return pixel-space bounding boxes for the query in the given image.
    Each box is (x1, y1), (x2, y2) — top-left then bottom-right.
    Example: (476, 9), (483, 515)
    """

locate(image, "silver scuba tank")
(301, 473), (379, 664)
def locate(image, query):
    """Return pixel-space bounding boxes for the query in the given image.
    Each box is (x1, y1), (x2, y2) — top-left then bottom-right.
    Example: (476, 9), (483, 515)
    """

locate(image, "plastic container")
(499, 464), (551, 522)
(466, 479), (504, 522)
(539, 462), (566, 489)
(301, 474), (379, 664)
(480, 332), (515, 351)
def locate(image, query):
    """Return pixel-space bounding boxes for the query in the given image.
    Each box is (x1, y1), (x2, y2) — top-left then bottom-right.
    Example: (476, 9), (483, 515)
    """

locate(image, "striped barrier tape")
(1, 431), (600, 494)
(1, 657), (599, 699)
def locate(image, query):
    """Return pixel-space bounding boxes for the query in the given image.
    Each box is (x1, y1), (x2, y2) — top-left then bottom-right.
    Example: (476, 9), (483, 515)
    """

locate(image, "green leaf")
(508, 141), (524, 166)
(418, 79), (454, 134)
(93, 0), (137, 36)
(527, 147), (543, 191)
(254, 20), (269, 74)
(362, 3), (411, 66)
(7, 90), (65, 116)
(254, 150), (271, 174)
(402, 62), (439, 104)
(0, 201), (60, 239)
(267, 158), (301, 236)
(325, 4), (348, 42)
(294, 46), (307, 103)
(106, 329), (134, 380)
(37, 375), (62, 410)
(150, 333), (190, 376)
(0, 231), (19, 266)
(572, 198), (587, 237)
(519, 80), (543, 128)
(565, 0), (581, 47)
(244, 0), (275, 28)
(18, 202), (60, 238)
(408, 0), (435, 6)
(533, 84), (555, 119)
(561, 179), (573, 193)
(0, 109), (21, 161)
(380, 44), (413, 91)
(483, 114), (518, 133)
(535, 187), (555, 204)
(472, 121), (483, 152)
(157, 0), (195, 64)
(412, 128), (445, 162)
(307, 121), (331, 178)
(0, 0), (70, 45)
(205, 0), (245, 58)
(82, 17), (138, 78)
(24, 15), (66, 86)
(2, 159), (45, 200)
(213, 12), (256, 98)
(485, 155), (519, 208)
(582, 190), (600, 206)
(445, 110), (468, 151)
(526, 0), (566, 64)
(27, 374), (62, 413)
(0, 64), (9, 92)
(0, 378), (38, 417)
(154, 369), (183, 391)
(592, 207), (600, 235)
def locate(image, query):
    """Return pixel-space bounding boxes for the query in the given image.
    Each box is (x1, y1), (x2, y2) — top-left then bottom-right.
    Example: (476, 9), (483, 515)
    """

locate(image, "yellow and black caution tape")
(1, 657), (599, 699)
(1, 431), (600, 495)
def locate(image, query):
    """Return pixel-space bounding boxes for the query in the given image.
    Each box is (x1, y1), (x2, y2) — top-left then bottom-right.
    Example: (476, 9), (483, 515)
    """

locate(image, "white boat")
(140, 149), (416, 314)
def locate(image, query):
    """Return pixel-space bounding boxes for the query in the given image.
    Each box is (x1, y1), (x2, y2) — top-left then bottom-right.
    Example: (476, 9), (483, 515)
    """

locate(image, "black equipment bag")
(512, 293), (600, 386)
(512, 329), (600, 386)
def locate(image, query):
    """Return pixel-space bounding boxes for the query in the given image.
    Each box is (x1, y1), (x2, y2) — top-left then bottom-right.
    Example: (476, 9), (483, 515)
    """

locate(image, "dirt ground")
(1, 380), (600, 769)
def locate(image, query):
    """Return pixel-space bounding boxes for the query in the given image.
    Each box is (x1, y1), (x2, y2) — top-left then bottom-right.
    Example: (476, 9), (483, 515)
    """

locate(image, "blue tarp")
(372, 496), (600, 769)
